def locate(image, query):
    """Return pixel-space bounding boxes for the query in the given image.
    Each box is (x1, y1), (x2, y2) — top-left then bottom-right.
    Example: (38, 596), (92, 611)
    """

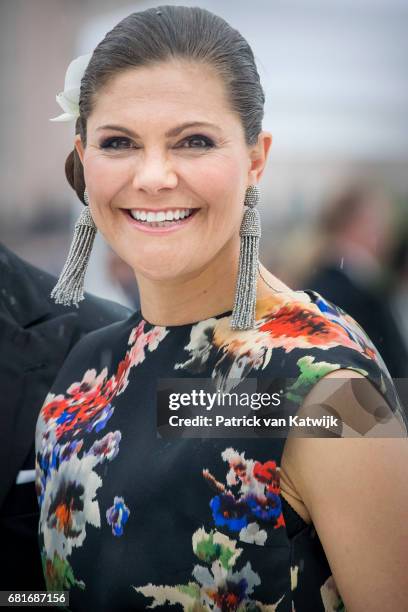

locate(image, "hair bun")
(65, 148), (86, 204)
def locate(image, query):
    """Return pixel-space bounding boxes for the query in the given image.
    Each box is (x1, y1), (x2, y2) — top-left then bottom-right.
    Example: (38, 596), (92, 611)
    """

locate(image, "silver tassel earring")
(50, 189), (97, 307)
(230, 184), (261, 330)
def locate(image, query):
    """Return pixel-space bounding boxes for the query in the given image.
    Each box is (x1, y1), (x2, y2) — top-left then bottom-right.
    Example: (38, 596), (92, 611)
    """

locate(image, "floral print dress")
(35, 290), (404, 611)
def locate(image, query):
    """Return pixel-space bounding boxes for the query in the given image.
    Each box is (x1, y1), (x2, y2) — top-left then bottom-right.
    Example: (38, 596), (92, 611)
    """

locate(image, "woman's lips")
(121, 208), (200, 234)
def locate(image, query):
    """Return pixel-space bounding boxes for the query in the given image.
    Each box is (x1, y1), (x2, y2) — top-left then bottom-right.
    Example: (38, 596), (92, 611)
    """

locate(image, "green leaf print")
(42, 551), (85, 592)
(285, 355), (367, 404)
(193, 529), (240, 570)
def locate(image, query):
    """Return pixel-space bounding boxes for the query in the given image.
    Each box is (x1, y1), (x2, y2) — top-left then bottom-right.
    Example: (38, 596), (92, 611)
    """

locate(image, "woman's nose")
(132, 150), (178, 194)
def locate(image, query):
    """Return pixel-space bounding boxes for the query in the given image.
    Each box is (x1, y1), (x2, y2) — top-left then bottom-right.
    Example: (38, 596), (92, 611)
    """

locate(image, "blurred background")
(1, 0), (407, 375)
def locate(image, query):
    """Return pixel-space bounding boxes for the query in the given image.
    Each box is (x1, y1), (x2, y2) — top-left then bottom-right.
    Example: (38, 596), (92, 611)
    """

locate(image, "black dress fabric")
(35, 290), (404, 611)
(0, 241), (130, 591)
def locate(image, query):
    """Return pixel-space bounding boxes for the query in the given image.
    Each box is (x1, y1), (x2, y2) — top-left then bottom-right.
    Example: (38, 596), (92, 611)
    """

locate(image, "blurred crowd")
(273, 183), (408, 378)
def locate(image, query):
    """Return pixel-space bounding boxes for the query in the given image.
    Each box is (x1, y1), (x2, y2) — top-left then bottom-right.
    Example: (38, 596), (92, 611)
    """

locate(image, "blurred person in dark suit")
(304, 185), (408, 378)
(0, 242), (131, 590)
(389, 228), (408, 355)
(106, 249), (140, 310)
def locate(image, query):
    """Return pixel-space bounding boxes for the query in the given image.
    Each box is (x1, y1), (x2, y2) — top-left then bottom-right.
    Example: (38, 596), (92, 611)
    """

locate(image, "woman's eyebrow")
(166, 121), (221, 137)
(96, 121), (221, 137)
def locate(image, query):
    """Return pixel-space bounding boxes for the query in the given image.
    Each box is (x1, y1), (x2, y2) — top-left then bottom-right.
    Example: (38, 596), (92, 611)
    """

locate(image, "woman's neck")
(134, 242), (292, 327)
(135, 247), (238, 326)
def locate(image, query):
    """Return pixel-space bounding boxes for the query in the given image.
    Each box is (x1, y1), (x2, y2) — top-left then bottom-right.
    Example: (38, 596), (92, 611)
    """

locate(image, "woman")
(35, 6), (407, 611)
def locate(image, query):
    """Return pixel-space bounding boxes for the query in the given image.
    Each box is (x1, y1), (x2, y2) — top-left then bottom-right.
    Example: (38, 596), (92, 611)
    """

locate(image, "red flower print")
(258, 303), (364, 353)
(42, 395), (70, 422)
(253, 460), (280, 494)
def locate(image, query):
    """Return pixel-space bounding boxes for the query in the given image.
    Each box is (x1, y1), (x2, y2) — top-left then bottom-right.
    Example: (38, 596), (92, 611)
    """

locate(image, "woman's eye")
(99, 137), (136, 150)
(178, 135), (215, 149)
(98, 134), (214, 151)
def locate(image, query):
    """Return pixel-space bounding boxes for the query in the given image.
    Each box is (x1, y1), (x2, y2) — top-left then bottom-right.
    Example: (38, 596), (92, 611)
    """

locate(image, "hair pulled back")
(65, 5), (265, 203)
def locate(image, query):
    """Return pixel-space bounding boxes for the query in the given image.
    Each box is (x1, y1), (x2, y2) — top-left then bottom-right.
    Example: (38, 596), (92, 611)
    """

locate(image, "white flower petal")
(50, 112), (76, 122)
(239, 522), (268, 546)
(56, 90), (79, 114)
(40, 453), (102, 559)
(231, 561), (261, 595)
(64, 52), (92, 91)
(133, 584), (196, 609)
(50, 52), (92, 122)
(211, 560), (227, 587)
(191, 564), (213, 587)
(291, 565), (299, 591)
(50, 90), (80, 122)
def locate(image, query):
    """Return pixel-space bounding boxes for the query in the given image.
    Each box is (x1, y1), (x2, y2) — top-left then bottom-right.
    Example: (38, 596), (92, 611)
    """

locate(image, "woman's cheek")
(85, 156), (131, 206)
(181, 156), (242, 208)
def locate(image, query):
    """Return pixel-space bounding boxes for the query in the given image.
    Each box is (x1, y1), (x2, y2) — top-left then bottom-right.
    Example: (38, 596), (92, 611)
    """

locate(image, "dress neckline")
(132, 289), (318, 330)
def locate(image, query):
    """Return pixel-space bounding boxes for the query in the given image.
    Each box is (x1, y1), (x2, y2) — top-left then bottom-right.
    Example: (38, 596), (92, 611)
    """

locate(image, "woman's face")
(76, 59), (271, 282)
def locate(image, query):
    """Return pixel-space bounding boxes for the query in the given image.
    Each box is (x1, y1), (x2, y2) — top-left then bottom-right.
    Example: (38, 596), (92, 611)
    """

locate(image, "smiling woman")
(36, 5), (408, 612)
(70, 56), (270, 321)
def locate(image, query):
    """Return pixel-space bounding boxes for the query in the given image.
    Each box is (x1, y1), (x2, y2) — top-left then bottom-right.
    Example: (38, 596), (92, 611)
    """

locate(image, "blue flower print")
(106, 496), (130, 536)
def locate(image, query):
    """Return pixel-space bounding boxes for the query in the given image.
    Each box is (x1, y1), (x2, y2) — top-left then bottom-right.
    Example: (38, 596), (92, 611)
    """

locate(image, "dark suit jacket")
(0, 242), (131, 590)
(305, 265), (408, 378)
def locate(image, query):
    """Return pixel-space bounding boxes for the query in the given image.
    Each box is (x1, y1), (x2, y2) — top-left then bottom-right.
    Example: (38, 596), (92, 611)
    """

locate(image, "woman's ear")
(75, 134), (85, 165)
(248, 131), (272, 183)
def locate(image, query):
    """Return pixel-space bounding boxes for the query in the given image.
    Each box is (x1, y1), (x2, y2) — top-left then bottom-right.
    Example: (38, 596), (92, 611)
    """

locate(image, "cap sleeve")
(273, 290), (408, 436)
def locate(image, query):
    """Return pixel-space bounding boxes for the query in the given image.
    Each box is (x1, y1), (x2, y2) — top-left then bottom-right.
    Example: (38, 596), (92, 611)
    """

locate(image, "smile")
(122, 207), (200, 233)
(131, 207), (194, 223)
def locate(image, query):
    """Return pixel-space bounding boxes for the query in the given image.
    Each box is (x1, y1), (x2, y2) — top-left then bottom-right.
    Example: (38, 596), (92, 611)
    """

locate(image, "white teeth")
(129, 208), (194, 223)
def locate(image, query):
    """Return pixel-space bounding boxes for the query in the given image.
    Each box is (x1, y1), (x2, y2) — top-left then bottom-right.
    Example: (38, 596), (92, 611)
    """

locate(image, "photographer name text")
(168, 414), (339, 429)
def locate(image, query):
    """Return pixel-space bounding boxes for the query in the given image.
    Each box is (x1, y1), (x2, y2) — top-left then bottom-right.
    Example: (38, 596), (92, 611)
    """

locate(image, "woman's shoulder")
(215, 287), (402, 418)
(259, 288), (405, 428)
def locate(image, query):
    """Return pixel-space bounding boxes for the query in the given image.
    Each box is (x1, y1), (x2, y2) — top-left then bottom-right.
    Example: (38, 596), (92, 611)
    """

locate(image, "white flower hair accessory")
(50, 52), (92, 122)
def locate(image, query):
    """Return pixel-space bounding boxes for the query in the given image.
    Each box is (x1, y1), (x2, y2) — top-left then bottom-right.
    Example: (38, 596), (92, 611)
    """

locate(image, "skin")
(75, 58), (408, 609)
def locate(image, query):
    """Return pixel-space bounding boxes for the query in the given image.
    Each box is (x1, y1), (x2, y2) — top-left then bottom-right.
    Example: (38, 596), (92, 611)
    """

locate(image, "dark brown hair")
(65, 5), (265, 203)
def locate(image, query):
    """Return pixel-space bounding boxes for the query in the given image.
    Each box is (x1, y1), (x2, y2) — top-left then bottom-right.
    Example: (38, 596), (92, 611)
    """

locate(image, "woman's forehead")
(88, 60), (235, 125)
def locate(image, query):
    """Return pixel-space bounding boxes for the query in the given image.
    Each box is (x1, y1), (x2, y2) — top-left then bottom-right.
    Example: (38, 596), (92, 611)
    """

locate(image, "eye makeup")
(99, 137), (138, 150)
(98, 133), (216, 151)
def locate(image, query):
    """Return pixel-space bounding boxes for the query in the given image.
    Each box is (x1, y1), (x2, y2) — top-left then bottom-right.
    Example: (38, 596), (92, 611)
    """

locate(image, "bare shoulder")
(281, 369), (406, 515)
(281, 369), (408, 609)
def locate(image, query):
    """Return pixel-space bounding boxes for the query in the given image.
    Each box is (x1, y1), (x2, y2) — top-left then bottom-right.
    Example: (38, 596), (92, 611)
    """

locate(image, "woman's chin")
(132, 262), (196, 283)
